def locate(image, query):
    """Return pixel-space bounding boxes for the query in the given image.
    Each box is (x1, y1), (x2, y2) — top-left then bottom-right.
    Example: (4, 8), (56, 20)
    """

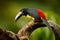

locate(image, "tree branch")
(0, 28), (19, 40)
(17, 20), (46, 40)
(0, 20), (60, 40)
(17, 20), (60, 40)
(48, 20), (60, 40)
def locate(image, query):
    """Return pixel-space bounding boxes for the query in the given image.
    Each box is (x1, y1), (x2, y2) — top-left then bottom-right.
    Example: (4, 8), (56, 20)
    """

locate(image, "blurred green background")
(0, 0), (60, 40)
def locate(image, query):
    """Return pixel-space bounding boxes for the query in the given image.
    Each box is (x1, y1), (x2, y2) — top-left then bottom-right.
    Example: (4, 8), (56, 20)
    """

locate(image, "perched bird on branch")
(14, 8), (60, 40)
(15, 8), (52, 30)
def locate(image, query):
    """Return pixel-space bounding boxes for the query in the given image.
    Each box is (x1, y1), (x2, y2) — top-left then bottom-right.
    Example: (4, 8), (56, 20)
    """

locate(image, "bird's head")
(15, 8), (29, 22)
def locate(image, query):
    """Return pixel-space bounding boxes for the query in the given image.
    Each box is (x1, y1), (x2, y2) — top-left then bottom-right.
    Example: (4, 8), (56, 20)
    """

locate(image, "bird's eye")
(26, 15), (34, 20)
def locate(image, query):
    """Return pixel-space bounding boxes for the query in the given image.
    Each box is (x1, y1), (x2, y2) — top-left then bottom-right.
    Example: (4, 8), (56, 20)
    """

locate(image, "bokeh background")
(0, 0), (60, 40)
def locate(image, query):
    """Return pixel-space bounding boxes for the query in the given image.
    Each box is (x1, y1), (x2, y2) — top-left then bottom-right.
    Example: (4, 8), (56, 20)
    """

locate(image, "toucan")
(15, 8), (52, 30)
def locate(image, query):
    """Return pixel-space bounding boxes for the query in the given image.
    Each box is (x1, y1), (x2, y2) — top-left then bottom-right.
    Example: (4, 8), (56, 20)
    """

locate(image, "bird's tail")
(42, 19), (52, 31)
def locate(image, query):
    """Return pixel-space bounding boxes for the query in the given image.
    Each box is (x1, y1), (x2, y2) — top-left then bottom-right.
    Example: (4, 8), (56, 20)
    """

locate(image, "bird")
(15, 8), (52, 30)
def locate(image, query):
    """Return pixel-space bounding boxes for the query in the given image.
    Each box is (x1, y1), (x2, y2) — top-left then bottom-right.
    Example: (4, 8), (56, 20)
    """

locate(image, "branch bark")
(17, 20), (46, 40)
(48, 20), (60, 40)
(17, 20), (60, 40)
(0, 20), (60, 40)
(0, 28), (19, 40)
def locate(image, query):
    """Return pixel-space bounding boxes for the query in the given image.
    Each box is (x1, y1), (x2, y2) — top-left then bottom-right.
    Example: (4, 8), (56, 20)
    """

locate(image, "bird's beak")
(15, 12), (23, 22)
